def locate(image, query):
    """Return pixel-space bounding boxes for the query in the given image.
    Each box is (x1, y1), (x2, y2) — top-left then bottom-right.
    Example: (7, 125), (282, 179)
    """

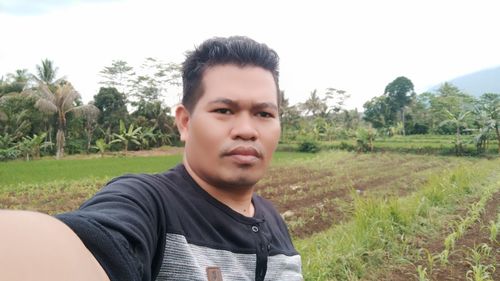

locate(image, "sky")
(1, 0), (500, 110)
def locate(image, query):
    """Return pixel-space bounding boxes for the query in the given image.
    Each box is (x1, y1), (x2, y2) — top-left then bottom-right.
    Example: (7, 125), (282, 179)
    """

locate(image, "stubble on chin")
(213, 165), (264, 191)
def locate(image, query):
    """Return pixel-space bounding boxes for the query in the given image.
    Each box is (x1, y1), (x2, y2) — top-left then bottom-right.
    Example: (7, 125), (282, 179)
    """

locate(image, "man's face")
(177, 64), (280, 190)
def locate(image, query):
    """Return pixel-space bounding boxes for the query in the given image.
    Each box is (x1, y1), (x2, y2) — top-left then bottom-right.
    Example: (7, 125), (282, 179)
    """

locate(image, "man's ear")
(175, 104), (190, 142)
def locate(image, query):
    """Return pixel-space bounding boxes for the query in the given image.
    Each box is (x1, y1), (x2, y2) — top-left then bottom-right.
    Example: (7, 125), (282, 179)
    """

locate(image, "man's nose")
(230, 113), (258, 141)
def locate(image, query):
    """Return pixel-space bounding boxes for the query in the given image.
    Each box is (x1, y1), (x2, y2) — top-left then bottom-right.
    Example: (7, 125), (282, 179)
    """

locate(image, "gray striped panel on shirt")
(155, 233), (302, 281)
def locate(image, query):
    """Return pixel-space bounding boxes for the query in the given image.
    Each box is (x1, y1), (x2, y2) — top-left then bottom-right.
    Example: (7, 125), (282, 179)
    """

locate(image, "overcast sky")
(1, 0), (499, 109)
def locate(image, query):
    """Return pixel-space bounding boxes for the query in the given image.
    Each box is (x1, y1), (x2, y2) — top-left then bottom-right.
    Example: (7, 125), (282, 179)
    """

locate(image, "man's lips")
(226, 146), (261, 157)
(224, 146), (262, 164)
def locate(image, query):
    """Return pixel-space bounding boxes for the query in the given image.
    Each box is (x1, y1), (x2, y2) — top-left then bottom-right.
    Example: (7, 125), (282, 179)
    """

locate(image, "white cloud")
(1, 0), (500, 110)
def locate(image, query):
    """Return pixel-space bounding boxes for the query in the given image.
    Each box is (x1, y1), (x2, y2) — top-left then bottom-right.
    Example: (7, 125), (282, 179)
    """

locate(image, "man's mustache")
(221, 145), (263, 158)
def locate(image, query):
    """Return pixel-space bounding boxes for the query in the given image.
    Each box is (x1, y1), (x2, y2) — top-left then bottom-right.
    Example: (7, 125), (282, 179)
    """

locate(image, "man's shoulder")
(104, 164), (187, 191)
(82, 163), (193, 207)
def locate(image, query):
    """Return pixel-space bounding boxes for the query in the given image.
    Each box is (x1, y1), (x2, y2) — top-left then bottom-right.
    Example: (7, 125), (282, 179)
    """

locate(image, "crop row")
(293, 154), (499, 280)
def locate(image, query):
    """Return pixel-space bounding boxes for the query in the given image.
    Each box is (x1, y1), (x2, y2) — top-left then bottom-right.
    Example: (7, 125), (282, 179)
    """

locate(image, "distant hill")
(429, 66), (500, 97)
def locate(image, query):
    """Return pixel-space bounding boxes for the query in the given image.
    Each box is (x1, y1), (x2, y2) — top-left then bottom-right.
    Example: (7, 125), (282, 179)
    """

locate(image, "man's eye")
(214, 108), (232, 114)
(257, 112), (274, 118)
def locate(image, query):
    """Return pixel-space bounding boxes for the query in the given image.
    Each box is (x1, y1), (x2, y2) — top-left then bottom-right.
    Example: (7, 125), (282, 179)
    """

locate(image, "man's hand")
(0, 210), (109, 281)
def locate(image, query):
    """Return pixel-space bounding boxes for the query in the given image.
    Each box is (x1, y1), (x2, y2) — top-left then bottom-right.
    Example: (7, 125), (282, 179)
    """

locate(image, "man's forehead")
(192, 64), (279, 110)
(202, 64), (275, 85)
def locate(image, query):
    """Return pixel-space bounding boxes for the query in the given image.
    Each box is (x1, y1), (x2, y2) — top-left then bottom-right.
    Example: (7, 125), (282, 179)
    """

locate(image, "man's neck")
(183, 162), (255, 217)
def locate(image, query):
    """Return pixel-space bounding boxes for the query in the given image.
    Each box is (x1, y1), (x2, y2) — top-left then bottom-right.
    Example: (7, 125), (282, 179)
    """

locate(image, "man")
(0, 36), (303, 281)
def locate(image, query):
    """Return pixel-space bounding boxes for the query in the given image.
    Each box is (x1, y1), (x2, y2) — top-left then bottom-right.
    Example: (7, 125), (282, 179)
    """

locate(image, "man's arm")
(0, 210), (109, 281)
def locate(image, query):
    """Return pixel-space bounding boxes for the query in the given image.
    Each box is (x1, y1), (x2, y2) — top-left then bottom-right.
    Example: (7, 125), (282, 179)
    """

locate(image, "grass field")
(281, 134), (500, 156)
(1, 147), (499, 280)
(0, 154), (182, 186)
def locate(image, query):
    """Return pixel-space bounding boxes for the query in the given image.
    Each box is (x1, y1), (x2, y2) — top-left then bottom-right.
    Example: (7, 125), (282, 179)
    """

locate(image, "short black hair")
(181, 36), (280, 112)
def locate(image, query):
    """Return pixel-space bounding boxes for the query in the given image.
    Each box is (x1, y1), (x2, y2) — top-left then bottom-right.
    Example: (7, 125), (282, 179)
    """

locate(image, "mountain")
(429, 66), (500, 97)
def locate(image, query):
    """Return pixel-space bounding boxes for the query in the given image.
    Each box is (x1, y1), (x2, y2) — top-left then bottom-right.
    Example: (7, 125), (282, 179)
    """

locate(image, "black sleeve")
(56, 174), (167, 281)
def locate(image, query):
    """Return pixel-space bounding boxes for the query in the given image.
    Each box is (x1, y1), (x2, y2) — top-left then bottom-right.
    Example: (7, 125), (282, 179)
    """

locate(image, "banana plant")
(439, 109), (471, 156)
(93, 138), (110, 157)
(16, 133), (51, 161)
(111, 120), (142, 155)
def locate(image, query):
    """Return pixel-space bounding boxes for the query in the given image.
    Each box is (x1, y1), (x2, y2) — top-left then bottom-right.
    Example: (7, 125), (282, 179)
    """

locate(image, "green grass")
(1, 148), (499, 279)
(0, 151), (318, 213)
(0, 155), (183, 186)
(316, 134), (499, 155)
(0, 152), (312, 186)
(270, 151), (318, 165)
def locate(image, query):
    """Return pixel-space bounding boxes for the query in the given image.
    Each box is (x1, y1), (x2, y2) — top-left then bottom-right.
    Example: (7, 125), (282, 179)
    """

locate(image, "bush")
(0, 148), (20, 161)
(338, 141), (355, 151)
(298, 139), (321, 153)
(66, 138), (87, 155)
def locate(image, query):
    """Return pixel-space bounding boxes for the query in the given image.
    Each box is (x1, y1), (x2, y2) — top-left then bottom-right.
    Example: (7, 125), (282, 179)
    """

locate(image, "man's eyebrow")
(208, 98), (278, 111)
(254, 102), (278, 111)
(208, 98), (236, 106)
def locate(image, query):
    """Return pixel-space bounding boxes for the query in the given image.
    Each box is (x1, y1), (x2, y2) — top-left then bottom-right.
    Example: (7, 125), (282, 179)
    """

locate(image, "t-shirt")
(56, 164), (302, 281)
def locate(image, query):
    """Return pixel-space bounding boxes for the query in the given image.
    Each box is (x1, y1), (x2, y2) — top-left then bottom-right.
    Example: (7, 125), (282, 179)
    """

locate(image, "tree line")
(0, 58), (180, 161)
(362, 77), (499, 155)
(1, 59), (499, 161)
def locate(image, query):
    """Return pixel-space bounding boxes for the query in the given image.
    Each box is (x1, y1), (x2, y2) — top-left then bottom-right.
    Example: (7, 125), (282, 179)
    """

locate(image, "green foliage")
(99, 60), (134, 94)
(328, 134), (497, 156)
(0, 69), (29, 95)
(355, 127), (376, 152)
(473, 93), (500, 154)
(129, 58), (181, 103)
(65, 138), (87, 155)
(35, 58), (59, 84)
(16, 133), (50, 160)
(26, 75), (99, 159)
(0, 133), (16, 149)
(93, 87), (129, 134)
(363, 95), (393, 128)
(488, 215), (500, 243)
(132, 100), (176, 147)
(297, 137), (321, 153)
(416, 265), (429, 281)
(111, 120), (142, 154)
(385, 76), (414, 109)
(0, 94), (46, 140)
(338, 141), (355, 151)
(439, 109), (471, 155)
(93, 138), (110, 157)
(384, 76), (415, 135)
(465, 244), (495, 281)
(1, 62), (499, 162)
(0, 147), (20, 161)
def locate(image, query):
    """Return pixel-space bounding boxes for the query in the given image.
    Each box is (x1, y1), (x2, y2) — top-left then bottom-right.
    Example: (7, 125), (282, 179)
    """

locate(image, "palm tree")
(73, 102), (100, 154)
(25, 79), (99, 159)
(300, 90), (328, 117)
(33, 59), (60, 147)
(5, 69), (30, 93)
(36, 59), (59, 85)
